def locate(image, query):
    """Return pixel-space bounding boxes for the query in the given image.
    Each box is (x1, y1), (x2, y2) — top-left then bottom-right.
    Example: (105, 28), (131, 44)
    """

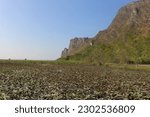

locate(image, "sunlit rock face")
(61, 37), (92, 57)
(94, 0), (150, 43)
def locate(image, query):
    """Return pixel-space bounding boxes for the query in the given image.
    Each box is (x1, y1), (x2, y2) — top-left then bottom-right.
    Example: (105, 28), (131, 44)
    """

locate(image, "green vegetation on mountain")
(65, 34), (150, 65)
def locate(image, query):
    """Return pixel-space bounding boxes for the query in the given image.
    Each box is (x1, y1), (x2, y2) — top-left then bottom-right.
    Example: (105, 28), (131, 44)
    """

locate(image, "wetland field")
(0, 60), (150, 100)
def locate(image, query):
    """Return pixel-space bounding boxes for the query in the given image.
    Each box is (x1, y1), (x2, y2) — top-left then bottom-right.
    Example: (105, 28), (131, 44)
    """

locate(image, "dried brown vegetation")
(0, 61), (150, 100)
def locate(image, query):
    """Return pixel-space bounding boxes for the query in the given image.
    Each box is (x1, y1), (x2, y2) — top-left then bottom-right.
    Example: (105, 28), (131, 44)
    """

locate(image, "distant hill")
(60, 0), (150, 64)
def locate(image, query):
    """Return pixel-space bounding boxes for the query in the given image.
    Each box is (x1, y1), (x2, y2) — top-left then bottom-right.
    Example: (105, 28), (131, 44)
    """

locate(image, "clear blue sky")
(0, 0), (133, 60)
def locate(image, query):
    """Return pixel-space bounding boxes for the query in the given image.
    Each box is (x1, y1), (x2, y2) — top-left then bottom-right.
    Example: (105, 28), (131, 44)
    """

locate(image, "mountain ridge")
(60, 0), (150, 64)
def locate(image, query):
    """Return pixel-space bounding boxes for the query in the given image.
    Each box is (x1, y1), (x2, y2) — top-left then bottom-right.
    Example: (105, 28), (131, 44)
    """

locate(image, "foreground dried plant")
(0, 62), (150, 100)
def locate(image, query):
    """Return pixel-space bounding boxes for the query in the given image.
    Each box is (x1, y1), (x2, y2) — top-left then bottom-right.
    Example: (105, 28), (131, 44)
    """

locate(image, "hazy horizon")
(0, 0), (133, 60)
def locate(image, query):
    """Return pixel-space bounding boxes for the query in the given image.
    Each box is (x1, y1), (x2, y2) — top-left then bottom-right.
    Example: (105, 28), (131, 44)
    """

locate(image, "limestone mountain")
(94, 0), (150, 44)
(61, 37), (92, 57)
(61, 0), (150, 64)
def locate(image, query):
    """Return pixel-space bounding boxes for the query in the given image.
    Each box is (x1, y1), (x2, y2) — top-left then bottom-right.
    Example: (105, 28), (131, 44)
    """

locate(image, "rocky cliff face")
(61, 37), (92, 57)
(94, 0), (150, 43)
(61, 48), (68, 58)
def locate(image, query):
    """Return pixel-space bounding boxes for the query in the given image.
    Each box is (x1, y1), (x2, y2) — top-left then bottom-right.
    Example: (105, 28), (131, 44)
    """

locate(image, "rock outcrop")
(61, 37), (93, 57)
(94, 0), (150, 43)
(61, 48), (68, 58)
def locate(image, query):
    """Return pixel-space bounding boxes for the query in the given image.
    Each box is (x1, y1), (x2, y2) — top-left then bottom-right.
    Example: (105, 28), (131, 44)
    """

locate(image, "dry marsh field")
(0, 60), (150, 100)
